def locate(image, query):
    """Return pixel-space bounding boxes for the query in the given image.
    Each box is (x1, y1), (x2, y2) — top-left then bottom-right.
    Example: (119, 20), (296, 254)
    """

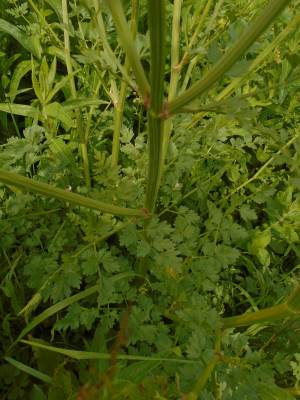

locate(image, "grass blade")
(4, 357), (52, 383)
(14, 272), (139, 345)
(14, 285), (99, 345)
(21, 339), (195, 364)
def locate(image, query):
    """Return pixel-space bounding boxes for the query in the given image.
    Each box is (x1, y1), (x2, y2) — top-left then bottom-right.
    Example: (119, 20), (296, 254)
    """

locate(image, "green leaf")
(227, 59), (252, 77)
(61, 98), (109, 110)
(9, 60), (33, 102)
(257, 147), (272, 162)
(15, 273), (137, 345)
(227, 164), (240, 182)
(239, 204), (257, 221)
(98, 249), (120, 272)
(136, 240), (151, 257)
(257, 248), (271, 266)
(45, 0), (63, 22)
(44, 102), (75, 128)
(20, 339), (195, 363)
(252, 230), (272, 249)
(30, 338), (63, 376)
(49, 138), (81, 177)
(45, 70), (80, 104)
(4, 357), (52, 383)
(48, 364), (72, 400)
(51, 267), (82, 303)
(48, 56), (57, 90)
(15, 285), (99, 344)
(31, 385), (47, 400)
(0, 19), (41, 58)
(0, 103), (41, 118)
(119, 353), (169, 383)
(215, 244), (240, 267)
(31, 57), (43, 104)
(207, 41), (221, 65)
(256, 383), (296, 400)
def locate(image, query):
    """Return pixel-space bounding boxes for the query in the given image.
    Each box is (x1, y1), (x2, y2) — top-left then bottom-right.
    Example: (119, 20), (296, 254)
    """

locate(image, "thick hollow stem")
(167, 0), (292, 115)
(0, 169), (146, 218)
(144, 0), (166, 214)
(222, 286), (300, 329)
(137, 0), (166, 284)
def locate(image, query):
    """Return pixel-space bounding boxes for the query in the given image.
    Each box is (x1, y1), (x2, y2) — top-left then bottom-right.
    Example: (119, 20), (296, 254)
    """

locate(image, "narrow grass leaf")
(15, 272), (139, 345)
(61, 98), (109, 110)
(4, 356), (52, 383)
(15, 285), (99, 344)
(21, 340), (195, 364)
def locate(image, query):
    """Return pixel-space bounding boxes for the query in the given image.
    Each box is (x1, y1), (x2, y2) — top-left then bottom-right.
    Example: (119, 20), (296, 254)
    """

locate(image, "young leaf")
(0, 19), (41, 58)
(256, 383), (296, 400)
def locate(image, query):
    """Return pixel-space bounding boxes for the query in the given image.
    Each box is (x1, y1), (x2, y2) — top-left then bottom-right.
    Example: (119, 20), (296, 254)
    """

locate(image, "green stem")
(186, 12), (300, 130)
(180, 55), (198, 94)
(112, 0), (140, 166)
(137, 0), (166, 283)
(179, 74), (300, 113)
(62, 0), (91, 186)
(168, 0), (182, 101)
(145, 116), (165, 214)
(187, 329), (222, 399)
(283, 388), (300, 396)
(177, 0), (213, 71)
(145, 0), (166, 214)
(205, 0), (225, 33)
(162, 286), (300, 330)
(167, 0), (292, 115)
(106, 0), (150, 103)
(161, 0), (182, 158)
(222, 286), (300, 329)
(0, 169), (146, 218)
(92, 0), (136, 89)
(28, 0), (62, 48)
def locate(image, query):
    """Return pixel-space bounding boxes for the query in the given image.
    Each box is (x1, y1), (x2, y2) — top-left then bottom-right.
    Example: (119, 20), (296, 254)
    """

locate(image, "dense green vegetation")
(0, 0), (299, 398)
